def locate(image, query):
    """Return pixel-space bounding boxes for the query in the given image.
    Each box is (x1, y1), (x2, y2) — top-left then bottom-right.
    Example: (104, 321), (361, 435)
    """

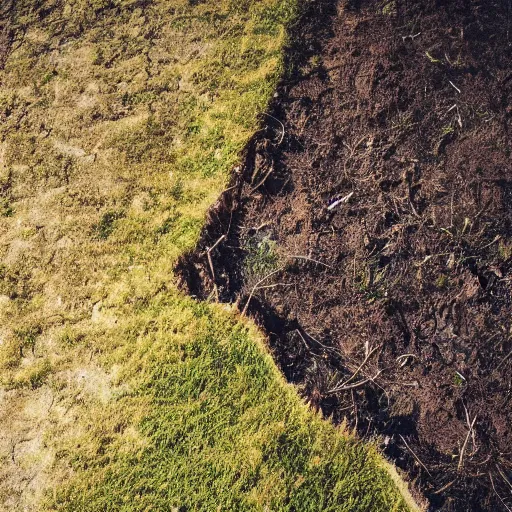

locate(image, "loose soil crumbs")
(178, 1), (512, 511)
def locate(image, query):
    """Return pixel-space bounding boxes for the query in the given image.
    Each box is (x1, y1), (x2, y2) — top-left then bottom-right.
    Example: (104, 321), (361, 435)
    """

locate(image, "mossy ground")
(0, 1), (416, 510)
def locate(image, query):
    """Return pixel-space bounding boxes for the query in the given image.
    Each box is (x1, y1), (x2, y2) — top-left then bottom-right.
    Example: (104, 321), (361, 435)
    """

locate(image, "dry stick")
(242, 266), (286, 316)
(289, 255), (334, 269)
(458, 415), (478, 471)
(327, 191), (354, 211)
(463, 404), (477, 455)
(496, 349), (512, 370)
(402, 32), (421, 41)
(242, 255), (332, 315)
(496, 464), (512, 490)
(327, 371), (383, 394)
(250, 164), (274, 193)
(263, 112), (285, 145)
(479, 234), (501, 251)
(206, 234), (227, 302)
(409, 197), (421, 218)
(456, 105), (463, 128)
(449, 80), (461, 93)
(490, 472), (512, 512)
(252, 221), (271, 232)
(256, 283), (293, 291)
(396, 353), (417, 365)
(446, 104), (457, 114)
(433, 479), (457, 495)
(329, 346), (380, 392)
(208, 233), (227, 253)
(399, 435), (432, 477)
(295, 330), (323, 358)
(207, 250), (219, 301)
(300, 326), (339, 354)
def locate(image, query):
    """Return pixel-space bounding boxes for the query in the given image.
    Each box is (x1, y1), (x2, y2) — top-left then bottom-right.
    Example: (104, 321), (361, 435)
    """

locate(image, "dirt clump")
(177, 1), (512, 510)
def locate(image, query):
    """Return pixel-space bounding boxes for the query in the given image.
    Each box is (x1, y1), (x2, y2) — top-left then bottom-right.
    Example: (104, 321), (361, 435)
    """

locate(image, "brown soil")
(177, 1), (512, 510)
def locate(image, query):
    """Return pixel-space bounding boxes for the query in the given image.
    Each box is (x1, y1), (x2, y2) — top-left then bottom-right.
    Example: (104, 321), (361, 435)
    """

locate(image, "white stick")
(449, 80), (461, 94)
(328, 191), (354, 211)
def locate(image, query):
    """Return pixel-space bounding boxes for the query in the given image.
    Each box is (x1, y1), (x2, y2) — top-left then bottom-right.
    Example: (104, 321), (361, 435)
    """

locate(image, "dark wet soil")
(177, 1), (512, 510)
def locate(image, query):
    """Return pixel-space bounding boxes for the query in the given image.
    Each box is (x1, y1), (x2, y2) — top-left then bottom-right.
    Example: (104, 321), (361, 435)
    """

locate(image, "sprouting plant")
(425, 51), (441, 64)
(382, 1), (396, 15)
(0, 198), (14, 217)
(436, 274), (449, 289)
(453, 371), (466, 386)
(244, 235), (279, 279)
(92, 211), (125, 240)
(441, 125), (454, 137)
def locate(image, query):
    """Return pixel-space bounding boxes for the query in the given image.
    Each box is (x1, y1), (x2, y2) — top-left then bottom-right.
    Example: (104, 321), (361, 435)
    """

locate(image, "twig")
(327, 191), (354, 211)
(463, 404), (477, 455)
(295, 330), (323, 358)
(455, 370), (466, 383)
(490, 472), (512, 512)
(479, 235), (501, 251)
(496, 348), (512, 370)
(289, 255), (333, 269)
(264, 112), (285, 145)
(402, 32), (421, 41)
(206, 234), (227, 302)
(327, 371), (383, 394)
(242, 266), (285, 315)
(398, 381), (420, 387)
(409, 197), (420, 217)
(458, 415), (477, 470)
(208, 234), (227, 253)
(299, 327), (337, 353)
(255, 283), (293, 290)
(399, 435), (432, 477)
(449, 80), (461, 94)
(497, 464), (512, 490)
(396, 354), (417, 363)
(456, 105), (463, 128)
(433, 479), (456, 495)
(251, 221), (271, 232)
(330, 346), (380, 391)
(250, 164), (274, 193)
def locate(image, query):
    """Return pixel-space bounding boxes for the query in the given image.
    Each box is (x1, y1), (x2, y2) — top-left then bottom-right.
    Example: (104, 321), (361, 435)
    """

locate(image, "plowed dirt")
(178, 1), (512, 510)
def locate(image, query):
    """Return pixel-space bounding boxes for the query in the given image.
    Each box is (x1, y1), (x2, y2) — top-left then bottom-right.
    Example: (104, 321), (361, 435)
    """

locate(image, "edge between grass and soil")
(0, 0), (420, 510)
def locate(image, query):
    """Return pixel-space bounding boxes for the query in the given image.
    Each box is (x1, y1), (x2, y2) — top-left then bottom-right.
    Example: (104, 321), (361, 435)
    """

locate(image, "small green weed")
(425, 51), (442, 64)
(8, 359), (52, 390)
(244, 235), (280, 279)
(93, 211), (126, 240)
(441, 125), (455, 137)
(382, 1), (396, 15)
(436, 274), (449, 289)
(453, 371), (466, 387)
(0, 199), (14, 217)
(498, 241), (512, 260)
(14, 324), (41, 353)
